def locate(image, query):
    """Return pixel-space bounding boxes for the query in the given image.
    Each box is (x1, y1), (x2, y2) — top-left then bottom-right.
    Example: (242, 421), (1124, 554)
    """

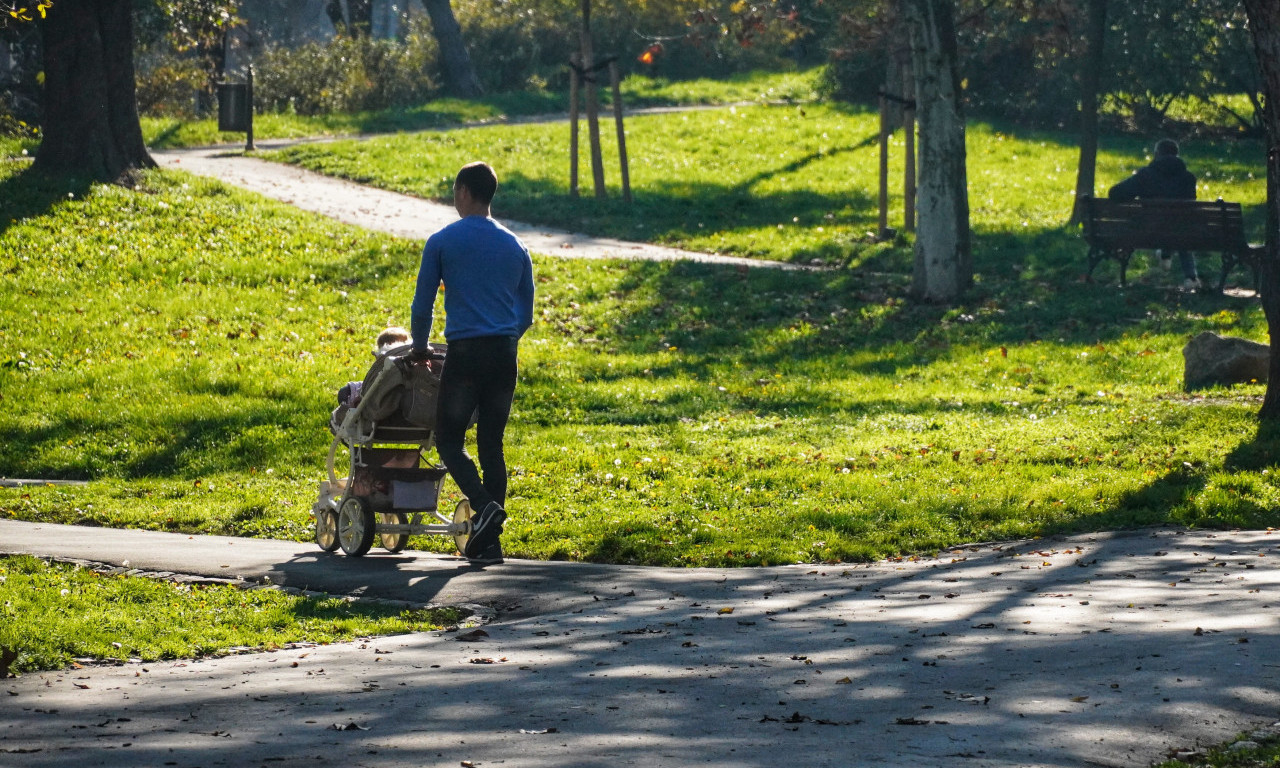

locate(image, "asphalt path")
(2, 520), (1278, 767)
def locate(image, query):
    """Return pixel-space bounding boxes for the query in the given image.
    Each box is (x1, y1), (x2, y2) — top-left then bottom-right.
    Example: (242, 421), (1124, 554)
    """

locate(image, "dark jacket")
(1108, 154), (1196, 200)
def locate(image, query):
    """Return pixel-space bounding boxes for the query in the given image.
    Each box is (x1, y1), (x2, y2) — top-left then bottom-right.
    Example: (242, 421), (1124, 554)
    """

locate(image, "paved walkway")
(3, 520), (1278, 767)
(151, 143), (801, 270)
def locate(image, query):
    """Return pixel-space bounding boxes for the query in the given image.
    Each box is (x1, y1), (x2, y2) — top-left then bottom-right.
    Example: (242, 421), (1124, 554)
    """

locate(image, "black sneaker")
(464, 501), (507, 559)
(467, 540), (504, 566)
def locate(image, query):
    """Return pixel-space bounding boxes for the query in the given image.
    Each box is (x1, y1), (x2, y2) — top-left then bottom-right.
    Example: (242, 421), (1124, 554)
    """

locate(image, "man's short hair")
(1155, 139), (1179, 157)
(455, 162), (498, 205)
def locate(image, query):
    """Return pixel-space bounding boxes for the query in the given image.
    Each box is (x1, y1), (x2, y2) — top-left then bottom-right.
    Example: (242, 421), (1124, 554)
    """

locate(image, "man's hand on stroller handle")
(396, 348), (440, 374)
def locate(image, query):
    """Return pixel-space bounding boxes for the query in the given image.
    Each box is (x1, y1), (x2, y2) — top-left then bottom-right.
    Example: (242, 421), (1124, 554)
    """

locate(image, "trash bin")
(217, 82), (251, 133)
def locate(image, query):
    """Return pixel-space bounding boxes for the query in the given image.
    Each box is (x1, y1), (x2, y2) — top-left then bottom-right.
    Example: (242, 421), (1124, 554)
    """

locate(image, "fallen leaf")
(718, 607), (734, 615)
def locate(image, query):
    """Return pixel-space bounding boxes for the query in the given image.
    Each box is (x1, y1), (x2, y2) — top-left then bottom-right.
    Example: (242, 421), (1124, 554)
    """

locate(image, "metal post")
(245, 64), (256, 152)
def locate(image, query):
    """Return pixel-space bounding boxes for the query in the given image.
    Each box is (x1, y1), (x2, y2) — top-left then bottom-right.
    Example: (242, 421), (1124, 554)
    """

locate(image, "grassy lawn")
(0, 554), (467, 675)
(260, 102), (1266, 269)
(1, 93), (1276, 572)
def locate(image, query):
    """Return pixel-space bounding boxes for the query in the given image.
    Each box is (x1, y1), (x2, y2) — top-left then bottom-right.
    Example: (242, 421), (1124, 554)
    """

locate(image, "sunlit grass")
(1, 88), (1276, 569)
(133, 68), (826, 150)
(262, 106), (1267, 268)
(0, 554), (468, 674)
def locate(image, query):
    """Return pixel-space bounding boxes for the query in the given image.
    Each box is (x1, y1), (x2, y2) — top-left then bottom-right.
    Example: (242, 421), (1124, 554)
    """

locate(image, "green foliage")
(134, 0), (243, 117)
(821, 0), (1260, 132)
(0, 555), (467, 674)
(453, 0), (815, 93)
(254, 28), (439, 115)
(134, 58), (210, 119)
(0, 100), (1276, 568)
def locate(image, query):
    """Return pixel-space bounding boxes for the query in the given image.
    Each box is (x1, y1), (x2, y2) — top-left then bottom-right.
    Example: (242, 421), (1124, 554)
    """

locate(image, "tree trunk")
(1242, 0), (1280, 420)
(580, 0), (606, 199)
(347, 0), (373, 35)
(1070, 0), (1107, 224)
(324, 0), (348, 32)
(422, 0), (483, 98)
(903, 0), (970, 303)
(34, 0), (154, 182)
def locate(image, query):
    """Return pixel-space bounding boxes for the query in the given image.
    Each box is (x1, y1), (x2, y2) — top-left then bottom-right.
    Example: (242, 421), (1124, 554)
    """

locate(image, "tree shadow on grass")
(0, 164), (93, 238)
(0, 392), (330, 482)
(564, 218), (1265, 390)
(1224, 420), (1280, 472)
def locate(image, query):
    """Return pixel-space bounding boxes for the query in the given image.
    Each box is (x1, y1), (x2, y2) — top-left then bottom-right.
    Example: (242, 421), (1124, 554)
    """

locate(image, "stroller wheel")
(338, 496), (376, 557)
(379, 512), (409, 553)
(315, 509), (340, 552)
(451, 499), (474, 555)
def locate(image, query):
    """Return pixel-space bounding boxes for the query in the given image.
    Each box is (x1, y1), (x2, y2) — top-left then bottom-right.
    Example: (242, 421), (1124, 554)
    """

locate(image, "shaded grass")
(135, 68), (824, 150)
(0, 554), (468, 674)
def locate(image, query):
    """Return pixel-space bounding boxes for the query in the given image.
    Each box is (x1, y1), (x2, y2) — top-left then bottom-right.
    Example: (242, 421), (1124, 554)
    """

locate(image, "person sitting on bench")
(1108, 138), (1201, 290)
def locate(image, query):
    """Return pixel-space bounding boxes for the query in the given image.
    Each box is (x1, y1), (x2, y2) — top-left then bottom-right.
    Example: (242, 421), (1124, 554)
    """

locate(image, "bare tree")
(1071, 0), (1108, 224)
(902, 0), (969, 302)
(421, 0), (481, 97)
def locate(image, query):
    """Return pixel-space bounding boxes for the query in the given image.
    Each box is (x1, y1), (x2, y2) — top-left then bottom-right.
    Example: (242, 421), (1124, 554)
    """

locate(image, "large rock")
(1183, 331), (1270, 390)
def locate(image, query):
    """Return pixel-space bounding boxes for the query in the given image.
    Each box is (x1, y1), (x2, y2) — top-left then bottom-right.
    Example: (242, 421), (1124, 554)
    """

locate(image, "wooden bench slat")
(1080, 196), (1260, 291)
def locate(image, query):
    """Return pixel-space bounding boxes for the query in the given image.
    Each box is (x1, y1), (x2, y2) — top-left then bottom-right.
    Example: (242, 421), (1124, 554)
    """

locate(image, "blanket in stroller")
(330, 342), (445, 442)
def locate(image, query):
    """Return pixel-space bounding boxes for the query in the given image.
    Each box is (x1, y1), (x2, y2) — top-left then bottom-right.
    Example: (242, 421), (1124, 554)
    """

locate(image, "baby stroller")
(312, 343), (477, 557)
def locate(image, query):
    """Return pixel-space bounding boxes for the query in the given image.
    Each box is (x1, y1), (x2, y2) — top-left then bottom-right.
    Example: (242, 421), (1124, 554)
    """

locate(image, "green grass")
(137, 68), (824, 150)
(1, 97), (1277, 572)
(0, 554), (467, 674)
(260, 105), (1267, 268)
(1152, 731), (1280, 768)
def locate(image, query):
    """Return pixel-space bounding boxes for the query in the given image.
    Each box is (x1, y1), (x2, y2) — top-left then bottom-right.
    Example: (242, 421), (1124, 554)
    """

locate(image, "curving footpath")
(2, 519), (1278, 767)
(151, 143), (805, 271)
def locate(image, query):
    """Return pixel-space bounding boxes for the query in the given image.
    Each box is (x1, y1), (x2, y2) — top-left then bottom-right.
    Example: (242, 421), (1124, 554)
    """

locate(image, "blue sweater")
(411, 216), (534, 348)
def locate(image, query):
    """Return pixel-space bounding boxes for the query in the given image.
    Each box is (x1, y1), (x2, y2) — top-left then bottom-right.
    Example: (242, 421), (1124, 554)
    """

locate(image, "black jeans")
(435, 335), (519, 512)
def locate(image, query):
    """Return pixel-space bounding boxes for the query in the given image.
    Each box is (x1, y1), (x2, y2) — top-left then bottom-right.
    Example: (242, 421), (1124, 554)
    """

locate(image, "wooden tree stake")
(609, 60), (631, 204)
(878, 90), (890, 238)
(581, 0), (606, 199)
(569, 54), (580, 199)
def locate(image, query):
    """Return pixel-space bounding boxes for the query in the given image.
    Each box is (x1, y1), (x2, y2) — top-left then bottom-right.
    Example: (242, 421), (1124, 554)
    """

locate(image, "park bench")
(1079, 196), (1262, 292)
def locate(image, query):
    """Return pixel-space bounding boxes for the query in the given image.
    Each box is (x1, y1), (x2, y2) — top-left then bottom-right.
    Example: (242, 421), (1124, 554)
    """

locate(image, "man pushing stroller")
(406, 161), (535, 565)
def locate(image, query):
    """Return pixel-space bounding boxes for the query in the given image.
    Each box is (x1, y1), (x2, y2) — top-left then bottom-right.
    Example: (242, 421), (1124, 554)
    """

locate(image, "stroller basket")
(312, 343), (479, 558)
